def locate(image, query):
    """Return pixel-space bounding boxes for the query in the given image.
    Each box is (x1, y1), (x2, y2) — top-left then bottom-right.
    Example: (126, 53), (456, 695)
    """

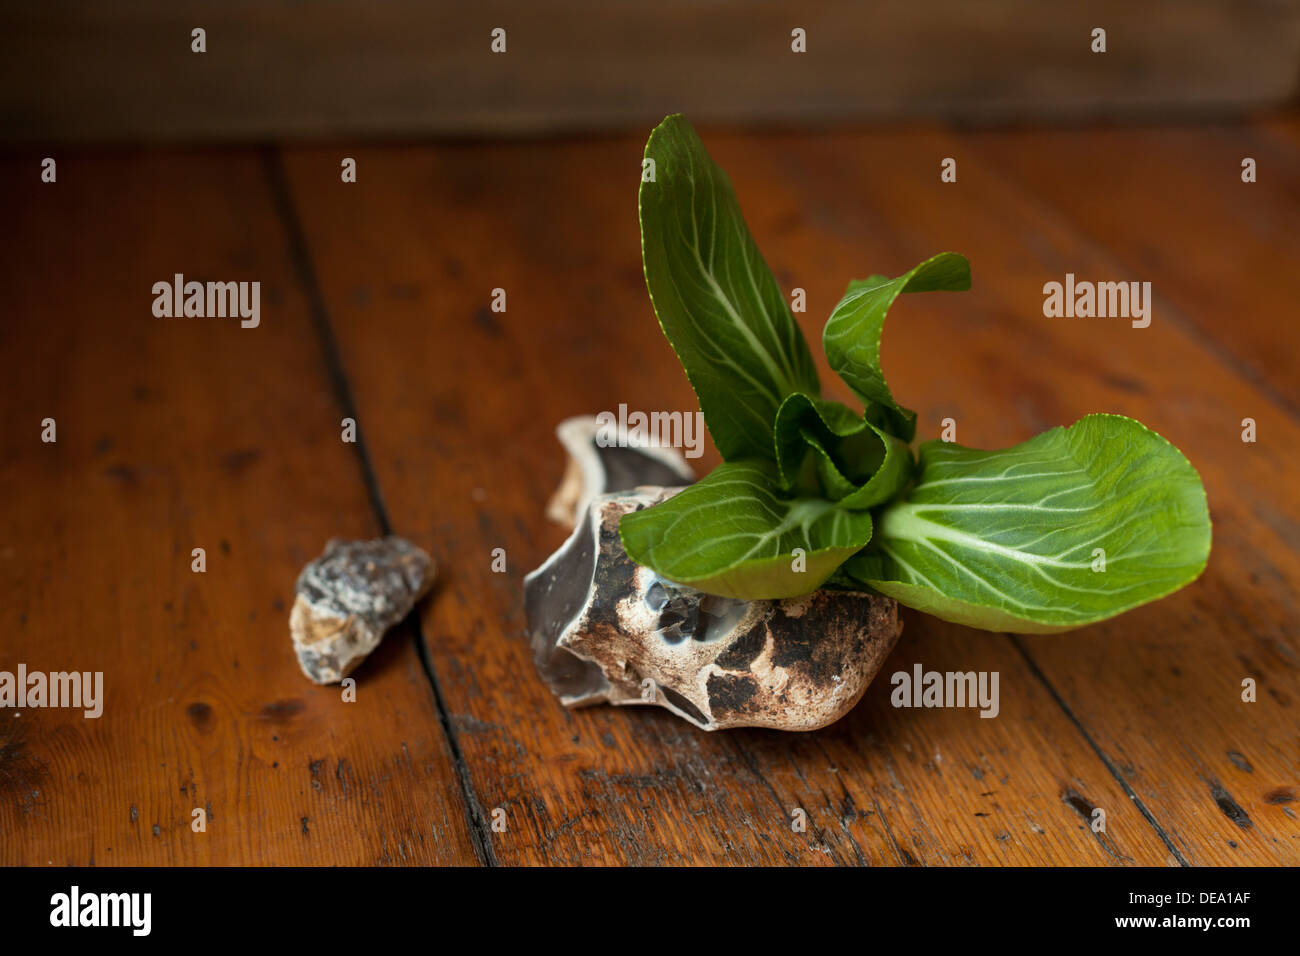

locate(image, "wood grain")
(4, 1), (1299, 142)
(0, 152), (479, 864)
(731, 122), (1300, 864)
(3, 120), (1296, 866)
(275, 137), (1232, 865)
(962, 124), (1300, 417)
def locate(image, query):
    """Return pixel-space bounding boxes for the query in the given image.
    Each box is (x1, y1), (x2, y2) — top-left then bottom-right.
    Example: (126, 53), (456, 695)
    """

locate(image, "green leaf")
(840, 414), (1211, 633)
(619, 460), (874, 600)
(822, 253), (970, 442)
(773, 393), (914, 509)
(640, 114), (821, 461)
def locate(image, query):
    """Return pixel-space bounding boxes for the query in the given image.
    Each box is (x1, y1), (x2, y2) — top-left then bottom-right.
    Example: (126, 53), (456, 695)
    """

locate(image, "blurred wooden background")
(2, 0), (1299, 142)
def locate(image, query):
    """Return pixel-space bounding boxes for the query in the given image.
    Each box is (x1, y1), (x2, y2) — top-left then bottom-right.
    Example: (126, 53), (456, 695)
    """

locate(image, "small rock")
(289, 536), (434, 684)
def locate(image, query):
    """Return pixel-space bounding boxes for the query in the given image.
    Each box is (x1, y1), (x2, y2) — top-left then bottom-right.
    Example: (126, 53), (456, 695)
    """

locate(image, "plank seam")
(261, 147), (498, 867)
(1007, 634), (1190, 866)
(963, 130), (1300, 425)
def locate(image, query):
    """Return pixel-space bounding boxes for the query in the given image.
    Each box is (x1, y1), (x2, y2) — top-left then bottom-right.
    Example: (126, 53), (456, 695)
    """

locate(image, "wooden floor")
(2, 119), (1298, 866)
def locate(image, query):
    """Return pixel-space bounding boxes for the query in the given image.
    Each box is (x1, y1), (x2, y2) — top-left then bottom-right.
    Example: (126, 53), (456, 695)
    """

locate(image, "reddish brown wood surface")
(722, 124), (1300, 864)
(0, 152), (479, 864)
(2, 120), (1297, 865)
(7, 1), (1299, 142)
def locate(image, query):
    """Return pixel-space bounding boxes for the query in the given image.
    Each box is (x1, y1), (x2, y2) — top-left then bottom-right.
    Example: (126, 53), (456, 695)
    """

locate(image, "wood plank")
(954, 120), (1300, 416)
(734, 124), (1300, 863)
(280, 141), (1186, 865)
(1257, 113), (1300, 153)
(5, 1), (1299, 142)
(0, 150), (480, 864)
